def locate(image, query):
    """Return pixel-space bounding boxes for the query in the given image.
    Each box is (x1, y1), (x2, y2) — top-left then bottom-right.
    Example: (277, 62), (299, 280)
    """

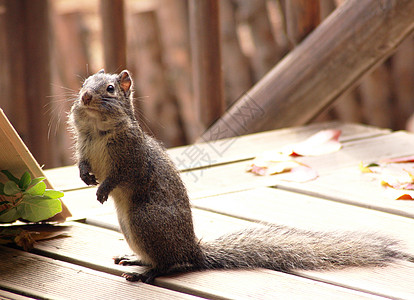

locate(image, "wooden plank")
(190, 188), (414, 299)
(174, 122), (390, 171)
(191, 187), (414, 254)
(274, 165), (414, 218)
(33, 209), (410, 299)
(157, 0), (199, 142)
(36, 209), (261, 272)
(50, 8), (88, 167)
(298, 261), (414, 300)
(219, 0), (253, 106)
(129, 7), (185, 147)
(159, 268), (389, 300)
(0, 246), (199, 300)
(0, 4), (11, 122)
(46, 130), (414, 211)
(0, 109), (55, 188)
(33, 222), (137, 275)
(44, 165), (83, 192)
(392, 34), (414, 129)
(0, 109), (71, 222)
(184, 130), (414, 200)
(5, 0), (53, 167)
(44, 122), (390, 191)
(84, 208), (259, 241)
(201, 0), (414, 138)
(182, 160), (280, 199)
(280, 131), (414, 174)
(237, 0), (282, 80)
(31, 219), (387, 299)
(3, 0), (32, 162)
(56, 187), (109, 220)
(268, 131), (414, 217)
(285, 0), (320, 46)
(100, 0), (126, 72)
(360, 64), (393, 128)
(35, 211), (257, 269)
(0, 290), (34, 300)
(188, 0), (225, 131)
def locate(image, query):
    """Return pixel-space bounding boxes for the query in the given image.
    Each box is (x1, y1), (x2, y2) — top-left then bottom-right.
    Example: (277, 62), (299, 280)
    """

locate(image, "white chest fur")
(111, 187), (154, 265)
(82, 134), (111, 182)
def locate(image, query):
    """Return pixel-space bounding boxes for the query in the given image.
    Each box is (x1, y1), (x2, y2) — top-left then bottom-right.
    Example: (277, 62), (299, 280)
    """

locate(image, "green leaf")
(43, 190), (64, 199)
(29, 177), (45, 189)
(25, 181), (46, 196)
(17, 197), (62, 222)
(19, 171), (31, 190)
(4, 181), (21, 196)
(0, 182), (4, 195)
(0, 207), (20, 223)
(1, 170), (20, 185)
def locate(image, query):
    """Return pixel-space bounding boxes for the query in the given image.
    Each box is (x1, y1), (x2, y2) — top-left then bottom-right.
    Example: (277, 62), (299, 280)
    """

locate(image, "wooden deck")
(2, 122), (414, 299)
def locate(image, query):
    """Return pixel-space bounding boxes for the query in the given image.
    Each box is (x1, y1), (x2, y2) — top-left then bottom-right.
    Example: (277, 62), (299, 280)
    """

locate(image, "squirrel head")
(70, 69), (137, 133)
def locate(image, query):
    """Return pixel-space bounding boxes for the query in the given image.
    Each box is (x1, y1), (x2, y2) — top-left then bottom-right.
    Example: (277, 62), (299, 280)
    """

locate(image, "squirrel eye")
(106, 85), (115, 93)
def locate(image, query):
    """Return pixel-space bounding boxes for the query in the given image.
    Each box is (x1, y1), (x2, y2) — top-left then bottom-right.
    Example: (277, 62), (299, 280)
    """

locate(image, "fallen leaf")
(0, 224), (70, 251)
(246, 151), (300, 176)
(282, 129), (342, 156)
(14, 229), (36, 251)
(247, 160), (301, 176)
(381, 155), (414, 164)
(247, 164), (267, 176)
(0, 228), (35, 251)
(358, 162), (380, 173)
(396, 194), (414, 200)
(267, 161), (302, 175)
(359, 162), (373, 173)
(275, 166), (319, 183)
(380, 167), (414, 190)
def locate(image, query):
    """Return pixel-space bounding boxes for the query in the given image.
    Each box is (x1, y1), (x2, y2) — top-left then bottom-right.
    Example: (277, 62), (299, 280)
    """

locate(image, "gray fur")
(69, 70), (407, 283)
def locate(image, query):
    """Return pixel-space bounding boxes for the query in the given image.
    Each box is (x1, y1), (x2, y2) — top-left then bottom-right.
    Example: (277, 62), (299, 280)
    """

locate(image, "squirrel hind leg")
(113, 254), (151, 266)
(122, 263), (202, 283)
(122, 269), (163, 283)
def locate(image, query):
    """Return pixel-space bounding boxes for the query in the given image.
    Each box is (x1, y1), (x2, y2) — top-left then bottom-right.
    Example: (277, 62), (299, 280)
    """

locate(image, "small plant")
(0, 170), (63, 223)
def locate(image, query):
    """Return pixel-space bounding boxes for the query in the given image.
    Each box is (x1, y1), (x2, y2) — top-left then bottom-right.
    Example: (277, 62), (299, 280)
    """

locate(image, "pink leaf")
(282, 129), (342, 156)
(246, 153), (301, 176)
(381, 155), (414, 164)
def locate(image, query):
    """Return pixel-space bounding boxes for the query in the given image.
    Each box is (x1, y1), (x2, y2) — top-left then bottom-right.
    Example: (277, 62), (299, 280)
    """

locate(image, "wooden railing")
(1, 0), (414, 167)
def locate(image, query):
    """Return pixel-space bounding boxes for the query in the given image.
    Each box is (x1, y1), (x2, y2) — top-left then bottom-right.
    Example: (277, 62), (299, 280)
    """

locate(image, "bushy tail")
(200, 225), (407, 271)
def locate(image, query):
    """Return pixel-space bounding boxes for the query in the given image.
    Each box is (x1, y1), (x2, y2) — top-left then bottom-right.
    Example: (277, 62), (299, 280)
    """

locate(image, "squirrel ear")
(97, 69), (105, 74)
(119, 70), (132, 93)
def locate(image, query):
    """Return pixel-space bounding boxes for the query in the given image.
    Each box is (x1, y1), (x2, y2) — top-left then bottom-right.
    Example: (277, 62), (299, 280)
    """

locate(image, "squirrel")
(69, 69), (408, 283)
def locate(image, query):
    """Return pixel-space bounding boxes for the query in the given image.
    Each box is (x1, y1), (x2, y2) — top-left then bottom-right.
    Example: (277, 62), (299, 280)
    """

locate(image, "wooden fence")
(0, 0), (413, 168)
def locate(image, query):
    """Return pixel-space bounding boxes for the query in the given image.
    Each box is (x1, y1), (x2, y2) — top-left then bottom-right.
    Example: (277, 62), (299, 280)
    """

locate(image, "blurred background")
(0, 0), (413, 169)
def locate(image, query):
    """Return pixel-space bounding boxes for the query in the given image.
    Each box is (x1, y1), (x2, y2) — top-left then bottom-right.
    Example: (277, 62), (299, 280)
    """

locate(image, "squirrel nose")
(82, 92), (92, 105)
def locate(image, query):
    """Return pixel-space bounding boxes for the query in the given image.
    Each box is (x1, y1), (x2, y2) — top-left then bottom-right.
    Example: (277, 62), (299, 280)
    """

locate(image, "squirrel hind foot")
(113, 255), (151, 266)
(122, 269), (161, 283)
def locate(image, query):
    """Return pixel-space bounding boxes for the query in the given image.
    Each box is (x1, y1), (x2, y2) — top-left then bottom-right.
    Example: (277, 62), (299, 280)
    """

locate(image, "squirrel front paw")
(80, 172), (98, 186)
(79, 160), (98, 186)
(96, 186), (109, 204)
